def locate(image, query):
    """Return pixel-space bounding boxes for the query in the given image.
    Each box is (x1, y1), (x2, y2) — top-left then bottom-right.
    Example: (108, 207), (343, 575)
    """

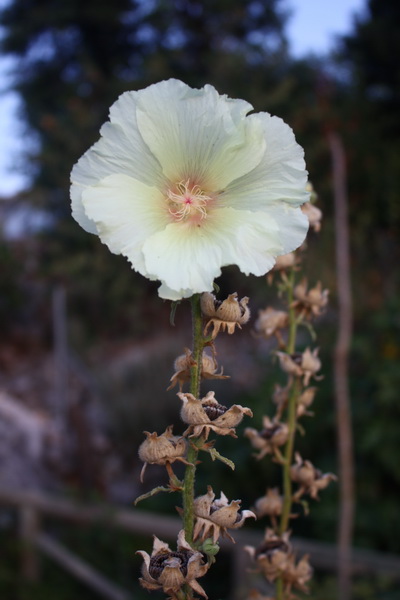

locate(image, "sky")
(0, 0), (366, 198)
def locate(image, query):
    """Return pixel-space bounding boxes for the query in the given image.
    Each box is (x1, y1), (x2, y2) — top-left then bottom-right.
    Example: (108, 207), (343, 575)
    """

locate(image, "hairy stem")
(182, 294), (204, 545)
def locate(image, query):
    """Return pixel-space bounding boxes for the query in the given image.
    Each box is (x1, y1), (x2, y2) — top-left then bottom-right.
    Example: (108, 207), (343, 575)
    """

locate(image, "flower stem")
(277, 268), (300, 599)
(182, 294), (204, 544)
(279, 378), (300, 534)
(276, 577), (284, 599)
(190, 294), (203, 398)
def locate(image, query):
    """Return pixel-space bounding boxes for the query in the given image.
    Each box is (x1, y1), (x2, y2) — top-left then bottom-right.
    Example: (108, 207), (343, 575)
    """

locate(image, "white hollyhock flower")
(71, 79), (309, 300)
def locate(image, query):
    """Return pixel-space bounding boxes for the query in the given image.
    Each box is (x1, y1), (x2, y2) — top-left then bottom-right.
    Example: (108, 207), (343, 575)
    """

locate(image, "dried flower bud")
(193, 486), (255, 543)
(201, 292), (250, 339)
(245, 529), (292, 583)
(301, 201), (322, 232)
(179, 391), (252, 439)
(254, 307), (289, 342)
(244, 416), (289, 460)
(167, 348), (229, 391)
(292, 279), (329, 319)
(291, 452), (337, 500)
(138, 425), (188, 481)
(137, 530), (209, 598)
(253, 488), (283, 519)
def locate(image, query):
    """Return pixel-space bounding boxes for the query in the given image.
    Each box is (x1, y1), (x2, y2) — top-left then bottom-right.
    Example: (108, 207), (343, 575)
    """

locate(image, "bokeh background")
(0, 0), (399, 599)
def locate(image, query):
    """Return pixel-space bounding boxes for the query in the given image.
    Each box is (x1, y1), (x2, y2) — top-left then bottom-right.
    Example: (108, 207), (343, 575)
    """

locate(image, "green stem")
(279, 379), (300, 534)
(277, 268), (300, 600)
(183, 294), (204, 545)
(190, 294), (203, 398)
(276, 577), (284, 599)
(286, 267), (297, 356)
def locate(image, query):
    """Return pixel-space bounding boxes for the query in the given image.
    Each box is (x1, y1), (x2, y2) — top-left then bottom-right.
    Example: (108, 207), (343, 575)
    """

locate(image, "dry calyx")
(244, 416), (289, 461)
(200, 291), (250, 339)
(178, 390), (253, 439)
(291, 452), (337, 501)
(167, 347), (229, 392)
(193, 486), (256, 543)
(137, 530), (209, 599)
(138, 425), (189, 482)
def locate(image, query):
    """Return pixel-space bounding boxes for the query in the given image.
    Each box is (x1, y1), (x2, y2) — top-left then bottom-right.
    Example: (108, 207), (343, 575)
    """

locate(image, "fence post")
(19, 504), (41, 582)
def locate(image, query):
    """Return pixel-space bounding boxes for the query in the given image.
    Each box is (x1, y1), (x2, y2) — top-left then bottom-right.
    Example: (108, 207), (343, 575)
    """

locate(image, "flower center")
(167, 179), (211, 222)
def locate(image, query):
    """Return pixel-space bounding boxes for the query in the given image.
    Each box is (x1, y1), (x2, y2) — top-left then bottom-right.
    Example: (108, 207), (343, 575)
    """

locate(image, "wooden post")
(19, 504), (41, 581)
(36, 533), (130, 600)
(329, 131), (355, 600)
(52, 284), (68, 418)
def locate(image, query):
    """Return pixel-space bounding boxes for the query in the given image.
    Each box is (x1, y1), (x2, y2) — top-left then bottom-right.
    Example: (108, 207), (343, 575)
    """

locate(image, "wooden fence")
(1, 486), (399, 600)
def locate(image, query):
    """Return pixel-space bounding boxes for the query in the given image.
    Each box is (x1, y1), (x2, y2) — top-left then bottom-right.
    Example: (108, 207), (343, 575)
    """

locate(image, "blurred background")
(0, 0), (399, 598)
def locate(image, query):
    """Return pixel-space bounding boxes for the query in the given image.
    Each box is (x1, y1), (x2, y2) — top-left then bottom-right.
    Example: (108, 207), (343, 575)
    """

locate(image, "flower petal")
(71, 91), (166, 233)
(81, 174), (169, 274)
(134, 79), (265, 189)
(143, 205), (306, 299)
(142, 222), (224, 299)
(220, 112), (309, 210)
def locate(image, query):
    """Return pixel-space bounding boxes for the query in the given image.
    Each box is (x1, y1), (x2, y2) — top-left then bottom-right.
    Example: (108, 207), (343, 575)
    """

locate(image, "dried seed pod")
(179, 391), (252, 439)
(296, 386), (317, 417)
(254, 307), (289, 342)
(300, 347), (323, 386)
(291, 452), (337, 500)
(301, 201), (322, 232)
(137, 530), (209, 598)
(272, 383), (290, 418)
(193, 486), (255, 543)
(138, 425), (188, 481)
(253, 488), (283, 519)
(245, 529), (292, 583)
(292, 278), (329, 319)
(245, 416), (289, 460)
(276, 348), (323, 386)
(167, 348), (229, 391)
(200, 292), (250, 339)
(275, 351), (304, 378)
(283, 553), (313, 593)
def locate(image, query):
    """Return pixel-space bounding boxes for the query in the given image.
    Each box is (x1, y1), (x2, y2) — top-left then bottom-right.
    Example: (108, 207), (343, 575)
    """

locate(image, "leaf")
(134, 486), (173, 505)
(299, 319), (317, 341)
(207, 447), (235, 470)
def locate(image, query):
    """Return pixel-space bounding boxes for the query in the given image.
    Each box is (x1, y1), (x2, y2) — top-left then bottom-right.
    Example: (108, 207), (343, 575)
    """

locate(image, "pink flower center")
(167, 179), (211, 222)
